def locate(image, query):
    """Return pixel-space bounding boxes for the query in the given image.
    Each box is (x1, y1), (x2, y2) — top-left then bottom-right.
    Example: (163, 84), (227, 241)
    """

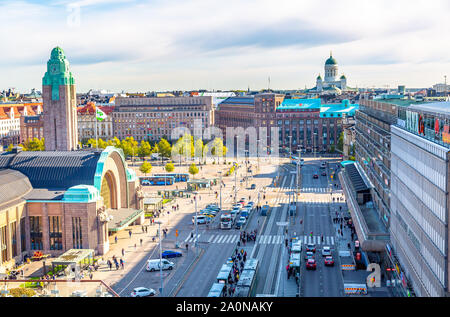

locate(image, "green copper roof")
(325, 55), (337, 65)
(63, 185), (100, 203)
(42, 47), (75, 100)
(340, 75), (346, 79)
(317, 74), (322, 80)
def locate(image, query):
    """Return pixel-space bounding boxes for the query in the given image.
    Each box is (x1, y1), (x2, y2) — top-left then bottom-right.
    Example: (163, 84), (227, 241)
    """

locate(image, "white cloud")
(0, 0), (449, 92)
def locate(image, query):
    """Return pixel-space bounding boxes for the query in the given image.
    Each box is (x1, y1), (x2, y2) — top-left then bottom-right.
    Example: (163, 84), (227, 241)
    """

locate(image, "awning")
(107, 208), (144, 232)
(51, 249), (95, 266)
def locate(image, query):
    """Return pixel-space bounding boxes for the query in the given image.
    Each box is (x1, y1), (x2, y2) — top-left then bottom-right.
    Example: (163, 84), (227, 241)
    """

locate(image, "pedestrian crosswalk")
(301, 187), (331, 193)
(183, 233), (336, 246)
(301, 235), (335, 245)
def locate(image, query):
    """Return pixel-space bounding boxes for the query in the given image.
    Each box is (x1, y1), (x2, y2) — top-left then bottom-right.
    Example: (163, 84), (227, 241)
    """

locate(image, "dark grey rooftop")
(345, 163), (370, 193)
(24, 189), (66, 201)
(0, 151), (101, 190)
(220, 96), (255, 105)
(0, 169), (33, 207)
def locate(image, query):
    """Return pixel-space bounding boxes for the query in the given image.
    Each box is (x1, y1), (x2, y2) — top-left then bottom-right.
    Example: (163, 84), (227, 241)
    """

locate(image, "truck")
(220, 213), (233, 229)
(261, 205), (270, 216)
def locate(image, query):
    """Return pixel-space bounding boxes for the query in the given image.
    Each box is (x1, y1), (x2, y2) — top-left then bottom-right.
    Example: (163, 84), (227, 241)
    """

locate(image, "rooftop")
(220, 96), (255, 106)
(408, 101), (450, 115)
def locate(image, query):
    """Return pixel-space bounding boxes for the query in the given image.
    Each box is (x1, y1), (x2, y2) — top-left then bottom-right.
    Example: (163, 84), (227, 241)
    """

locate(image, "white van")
(291, 241), (302, 253)
(192, 215), (210, 224)
(146, 259), (175, 272)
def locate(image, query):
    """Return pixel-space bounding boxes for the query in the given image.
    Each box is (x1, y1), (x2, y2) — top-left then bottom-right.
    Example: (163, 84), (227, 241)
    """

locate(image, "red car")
(306, 259), (317, 270)
(306, 243), (316, 253)
(324, 256), (334, 266)
(313, 174), (319, 179)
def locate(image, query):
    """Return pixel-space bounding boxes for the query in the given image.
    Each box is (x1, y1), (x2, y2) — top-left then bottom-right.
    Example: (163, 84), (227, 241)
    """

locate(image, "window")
(72, 217), (83, 249)
(10, 221), (17, 257)
(49, 216), (62, 250)
(29, 216), (43, 250)
(20, 218), (26, 252)
(0, 226), (7, 262)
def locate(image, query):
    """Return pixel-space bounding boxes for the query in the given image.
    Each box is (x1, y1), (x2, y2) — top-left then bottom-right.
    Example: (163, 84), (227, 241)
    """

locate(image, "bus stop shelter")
(143, 198), (163, 213)
(51, 249), (95, 273)
(186, 178), (217, 191)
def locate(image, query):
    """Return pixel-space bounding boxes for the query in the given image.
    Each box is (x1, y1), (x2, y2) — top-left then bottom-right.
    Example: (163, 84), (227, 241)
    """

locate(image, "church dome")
(340, 75), (346, 79)
(325, 54), (337, 65)
(51, 47), (65, 59)
(317, 74), (322, 80)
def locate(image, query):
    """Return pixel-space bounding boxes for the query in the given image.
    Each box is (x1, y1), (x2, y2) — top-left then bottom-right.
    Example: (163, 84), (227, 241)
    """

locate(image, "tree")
(337, 131), (344, 152)
(211, 137), (224, 163)
(188, 163), (199, 179)
(158, 138), (172, 158)
(139, 161), (152, 175)
(202, 144), (209, 164)
(151, 143), (159, 154)
(165, 162), (175, 173)
(22, 138), (45, 151)
(137, 140), (152, 158)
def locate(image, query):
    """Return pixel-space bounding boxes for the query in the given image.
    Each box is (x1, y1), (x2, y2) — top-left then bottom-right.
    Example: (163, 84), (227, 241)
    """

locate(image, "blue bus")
(154, 173), (190, 182)
(207, 283), (225, 297)
(140, 176), (175, 186)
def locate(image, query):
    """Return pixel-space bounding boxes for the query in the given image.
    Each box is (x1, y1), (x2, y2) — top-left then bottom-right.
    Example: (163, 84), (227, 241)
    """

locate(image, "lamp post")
(194, 191), (199, 257)
(154, 221), (163, 297)
(218, 171), (222, 211)
(244, 150), (249, 188)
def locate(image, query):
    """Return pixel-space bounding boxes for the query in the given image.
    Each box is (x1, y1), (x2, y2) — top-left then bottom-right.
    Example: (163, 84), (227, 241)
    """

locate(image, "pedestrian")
(186, 243), (188, 251)
(89, 272), (93, 280)
(115, 236), (118, 244)
(145, 226), (148, 233)
(134, 243), (137, 249)
(129, 230), (132, 238)
(115, 261), (119, 270)
(121, 248), (125, 257)
(142, 226), (145, 233)
(107, 260), (112, 270)
(120, 258), (124, 269)
(140, 238), (143, 246)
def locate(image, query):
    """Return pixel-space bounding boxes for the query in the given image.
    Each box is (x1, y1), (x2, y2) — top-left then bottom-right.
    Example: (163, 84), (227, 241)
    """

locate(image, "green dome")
(51, 47), (65, 59)
(325, 55), (337, 65)
(340, 75), (346, 79)
(317, 74), (322, 80)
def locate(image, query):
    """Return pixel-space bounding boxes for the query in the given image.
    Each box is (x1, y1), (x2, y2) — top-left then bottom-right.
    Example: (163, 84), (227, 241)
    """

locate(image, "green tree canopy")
(139, 161), (152, 175)
(21, 138), (45, 151)
(137, 140), (152, 158)
(158, 138), (172, 158)
(165, 162), (175, 172)
(188, 163), (199, 178)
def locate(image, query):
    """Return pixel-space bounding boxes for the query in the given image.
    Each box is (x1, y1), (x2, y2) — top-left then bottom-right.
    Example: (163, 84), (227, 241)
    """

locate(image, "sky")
(1, 0), (450, 93)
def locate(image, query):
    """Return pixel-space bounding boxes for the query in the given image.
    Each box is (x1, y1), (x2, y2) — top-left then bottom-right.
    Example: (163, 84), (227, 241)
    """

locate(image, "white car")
(322, 246), (332, 256)
(130, 287), (156, 297)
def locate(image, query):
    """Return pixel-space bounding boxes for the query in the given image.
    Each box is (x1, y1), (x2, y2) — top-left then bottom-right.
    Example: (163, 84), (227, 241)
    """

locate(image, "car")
(250, 184), (256, 190)
(305, 251), (314, 260)
(247, 201), (254, 207)
(313, 174), (319, 179)
(324, 256), (334, 266)
(322, 246), (332, 256)
(306, 259), (317, 270)
(130, 287), (156, 297)
(162, 250), (182, 258)
(236, 216), (246, 228)
(321, 171), (327, 176)
(320, 162), (326, 169)
(192, 215), (211, 224)
(141, 180), (151, 185)
(199, 213), (214, 219)
(306, 243), (316, 253)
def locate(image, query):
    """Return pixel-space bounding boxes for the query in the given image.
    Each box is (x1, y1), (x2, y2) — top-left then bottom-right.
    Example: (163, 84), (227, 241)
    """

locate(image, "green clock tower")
(42, 47), (78, 151)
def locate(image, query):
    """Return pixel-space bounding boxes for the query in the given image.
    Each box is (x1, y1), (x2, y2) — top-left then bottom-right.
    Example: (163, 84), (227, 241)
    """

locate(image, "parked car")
(250, 184), (256, 189)
(146, 259), (174, 272)
(192, 215), (211, 224)
(130, 287), (156, 297)
(321, 171), (327, 176)
(313, 174), (319, 179)
(162, 250), (182, 258)
(236, 216), (246, 229)
(324, 256), (335, 267)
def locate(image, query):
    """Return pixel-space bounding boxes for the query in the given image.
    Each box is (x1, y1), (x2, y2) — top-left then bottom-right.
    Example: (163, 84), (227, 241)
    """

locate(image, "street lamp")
(154, 220), (164, 297)
(194, 191), (199, 257)
(244, 150), (249, 188)
(218, 171), (222, 211)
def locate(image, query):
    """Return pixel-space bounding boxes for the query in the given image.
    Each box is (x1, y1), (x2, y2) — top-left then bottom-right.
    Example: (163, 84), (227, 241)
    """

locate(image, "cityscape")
(0, 0), (450, 306)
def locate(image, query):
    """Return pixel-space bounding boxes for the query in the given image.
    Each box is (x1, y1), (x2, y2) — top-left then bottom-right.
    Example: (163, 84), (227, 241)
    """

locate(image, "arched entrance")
(100, 171), (117, 209)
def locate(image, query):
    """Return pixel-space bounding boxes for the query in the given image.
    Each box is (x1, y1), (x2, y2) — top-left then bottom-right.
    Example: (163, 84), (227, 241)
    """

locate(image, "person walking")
(120, 258), (124, 270)
(115, 236), (118, 244)
(89, 272), (93, 280)
(121, 248), (125, 257)
(107, 259), (112, 270)
(140, 238), (143, 246)
(129, 230), (132, 238)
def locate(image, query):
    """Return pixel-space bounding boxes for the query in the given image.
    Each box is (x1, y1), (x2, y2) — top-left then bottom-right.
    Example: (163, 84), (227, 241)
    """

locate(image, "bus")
(216, 263), (233, 284)
(234, 258), (259, 297)
(207, 283), (226, 297)
(154, 173), (190, 182)
(139, 176), (175, 186)
(220, 213), (233, 229)
(291, 156), (304, 166)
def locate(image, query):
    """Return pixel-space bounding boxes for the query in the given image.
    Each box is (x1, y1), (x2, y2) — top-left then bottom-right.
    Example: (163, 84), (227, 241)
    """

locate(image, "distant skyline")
(1, 0), (450, 92)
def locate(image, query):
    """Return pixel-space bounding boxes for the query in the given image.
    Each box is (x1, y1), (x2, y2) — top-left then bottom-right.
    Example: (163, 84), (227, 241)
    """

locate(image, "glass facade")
(1, 226), (7, 262)
(72, 217), (83, 249)
(30, 216), (43, 250)
(49, 216), (63, 250)
(10, 221), (17, 258)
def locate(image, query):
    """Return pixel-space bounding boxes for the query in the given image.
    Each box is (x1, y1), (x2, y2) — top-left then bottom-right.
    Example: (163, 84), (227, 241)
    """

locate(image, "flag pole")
(95, 104), (98, 150)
